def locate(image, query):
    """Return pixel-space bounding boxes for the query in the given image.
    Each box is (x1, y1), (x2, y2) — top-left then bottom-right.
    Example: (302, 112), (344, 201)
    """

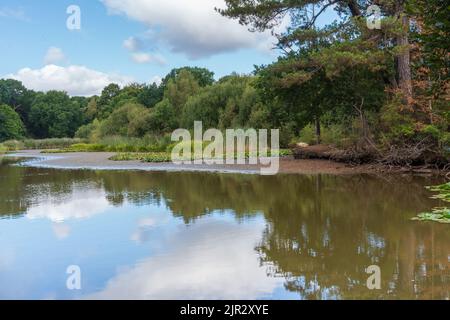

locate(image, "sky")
(0, 0), (337, 96)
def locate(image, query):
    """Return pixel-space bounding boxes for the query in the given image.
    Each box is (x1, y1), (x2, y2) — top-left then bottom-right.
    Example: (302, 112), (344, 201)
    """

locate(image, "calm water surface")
(0, 157), (448, 299)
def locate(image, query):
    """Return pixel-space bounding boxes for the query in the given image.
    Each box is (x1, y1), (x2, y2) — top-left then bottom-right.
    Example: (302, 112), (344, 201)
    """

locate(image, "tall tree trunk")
(315, 116), (321, 145)
(347, 0), (361, 17)
(346, 0), (412, 101)
(396, 14), (413, 102)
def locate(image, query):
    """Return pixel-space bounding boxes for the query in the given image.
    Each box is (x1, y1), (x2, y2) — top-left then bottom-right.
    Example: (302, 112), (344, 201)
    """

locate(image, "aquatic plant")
(412, 182), (450, 223)
(109, 149), (292, 163)
(109, 152), (172, 162)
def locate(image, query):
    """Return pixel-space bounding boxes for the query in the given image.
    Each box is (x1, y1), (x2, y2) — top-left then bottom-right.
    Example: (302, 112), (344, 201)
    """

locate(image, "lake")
(0, 157), (448, 299)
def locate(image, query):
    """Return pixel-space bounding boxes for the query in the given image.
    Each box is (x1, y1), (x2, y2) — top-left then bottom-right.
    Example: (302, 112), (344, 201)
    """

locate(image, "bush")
(299, 124), (317, 145)
(379, 96), (416, 145)
(0, 144), (7, 154)
(47, 135), (174, 153)
(0, 104), (25, 142)
(23, 138), (84, 150)
(322, 123), (354, 148)
(298, 123), (349, 147)
(279, 122), (297, 148)
(1, 140), (25, 151)
(98, 134), (172, 152)
(0, 138), (85, 151)
(75, 122), (96, 139)
(97, 103), (153, 138)
(68, 143), (106, 152)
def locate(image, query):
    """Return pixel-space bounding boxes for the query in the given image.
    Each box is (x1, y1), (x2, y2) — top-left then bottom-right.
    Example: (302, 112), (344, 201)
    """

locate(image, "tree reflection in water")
(0, 158), (448, 299)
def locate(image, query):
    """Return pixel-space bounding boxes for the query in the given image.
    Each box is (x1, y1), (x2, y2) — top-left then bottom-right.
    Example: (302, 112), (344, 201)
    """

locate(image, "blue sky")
(0, 0), (338, 96)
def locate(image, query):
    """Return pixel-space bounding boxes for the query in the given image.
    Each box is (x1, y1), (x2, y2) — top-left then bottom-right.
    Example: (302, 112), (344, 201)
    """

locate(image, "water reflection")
(88, 217), (281, 300)
(0, 159), (448, 299)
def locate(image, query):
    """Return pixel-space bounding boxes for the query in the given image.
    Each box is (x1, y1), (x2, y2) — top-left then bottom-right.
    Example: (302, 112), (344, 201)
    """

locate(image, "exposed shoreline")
(4, 150), (442, 176)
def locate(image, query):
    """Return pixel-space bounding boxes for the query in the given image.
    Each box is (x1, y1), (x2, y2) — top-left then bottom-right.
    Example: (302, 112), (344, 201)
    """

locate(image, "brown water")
(0, 157), (448, 299)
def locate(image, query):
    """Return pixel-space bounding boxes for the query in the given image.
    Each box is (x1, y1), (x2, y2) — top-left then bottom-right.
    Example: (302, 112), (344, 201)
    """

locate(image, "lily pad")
(412, 183), (450, 224)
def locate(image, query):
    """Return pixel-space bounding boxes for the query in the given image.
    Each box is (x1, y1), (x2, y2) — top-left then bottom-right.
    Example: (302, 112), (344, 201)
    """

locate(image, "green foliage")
(42, 143), (105, 153)
(299, 122), (356, 148)
(0, 138), (83, 151)
(98, 103), (145, 137)
(75, 121), (97, 140)
(28, 91), (84, 138)
(0, 79), (35, 127)
(0, 140), (24, 151)
(412, 182), (450, 224)
(379, 95), (417, 145)
(98, 135), (172, 152)
(84, 97), (99, 122)
(110, 152), (172, 162)
(0, 104), (25, 142)
(182, 75), (262, 129)
(162, 67), (214, 88)
(421, 124), (450, 148)
(299, 124), (316, 145)
(138, 82), (164, 108)
(412, 209), (450, 223)
(164, 69), (200, 114)
(46, 135), (173, 153)
(427, 183), (450, 202)
(23, 138), (84, 150)
(408, 0), (450, 84)
(218, 0), (448, 161)
(110, 148), (292, 163)
(97, 83), (121, 119)
(145, 99), (178, 133)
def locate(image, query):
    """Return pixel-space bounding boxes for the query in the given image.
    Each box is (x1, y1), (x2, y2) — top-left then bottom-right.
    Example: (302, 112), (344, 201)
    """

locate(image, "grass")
(0, 140), (24, 151)
(42, 135), (174, 153)
(109, 152), (173, 162)
(0, 138), (85, 151)
(42, 143), (163, 153)
(39, 134), (293, 160)
(0, 144), (7, 154)
(42, 143), (106, 153)
(98, 135), (172, 152)
(412, 182), (450, 224)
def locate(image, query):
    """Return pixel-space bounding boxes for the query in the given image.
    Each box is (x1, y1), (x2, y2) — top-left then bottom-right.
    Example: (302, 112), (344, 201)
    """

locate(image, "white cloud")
(26, 190), (110, 222)
(150, 75), (162, 86)
(44, 47), (66, 65)
(130, 52), (150, 63)
(88, 217), (282, 299)
(101, 0), (282, 59)
(5, 64), (134, 96)
(0, 7), (28, 21)
(130, 211), (172, 244)
(124, 36), (166, 65)
(123, 36), (142, 52)
(52, 223), (71, 240)
(131, 52), (166, 65)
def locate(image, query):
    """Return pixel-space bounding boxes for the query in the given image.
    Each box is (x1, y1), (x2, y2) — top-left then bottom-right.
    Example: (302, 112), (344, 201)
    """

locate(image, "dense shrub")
(0, 104), (25, 142)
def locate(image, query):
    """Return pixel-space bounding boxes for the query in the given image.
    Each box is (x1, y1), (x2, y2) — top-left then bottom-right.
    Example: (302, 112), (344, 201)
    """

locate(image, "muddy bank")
(2, 150), (387, 175)
(293, 145), (449, 176)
